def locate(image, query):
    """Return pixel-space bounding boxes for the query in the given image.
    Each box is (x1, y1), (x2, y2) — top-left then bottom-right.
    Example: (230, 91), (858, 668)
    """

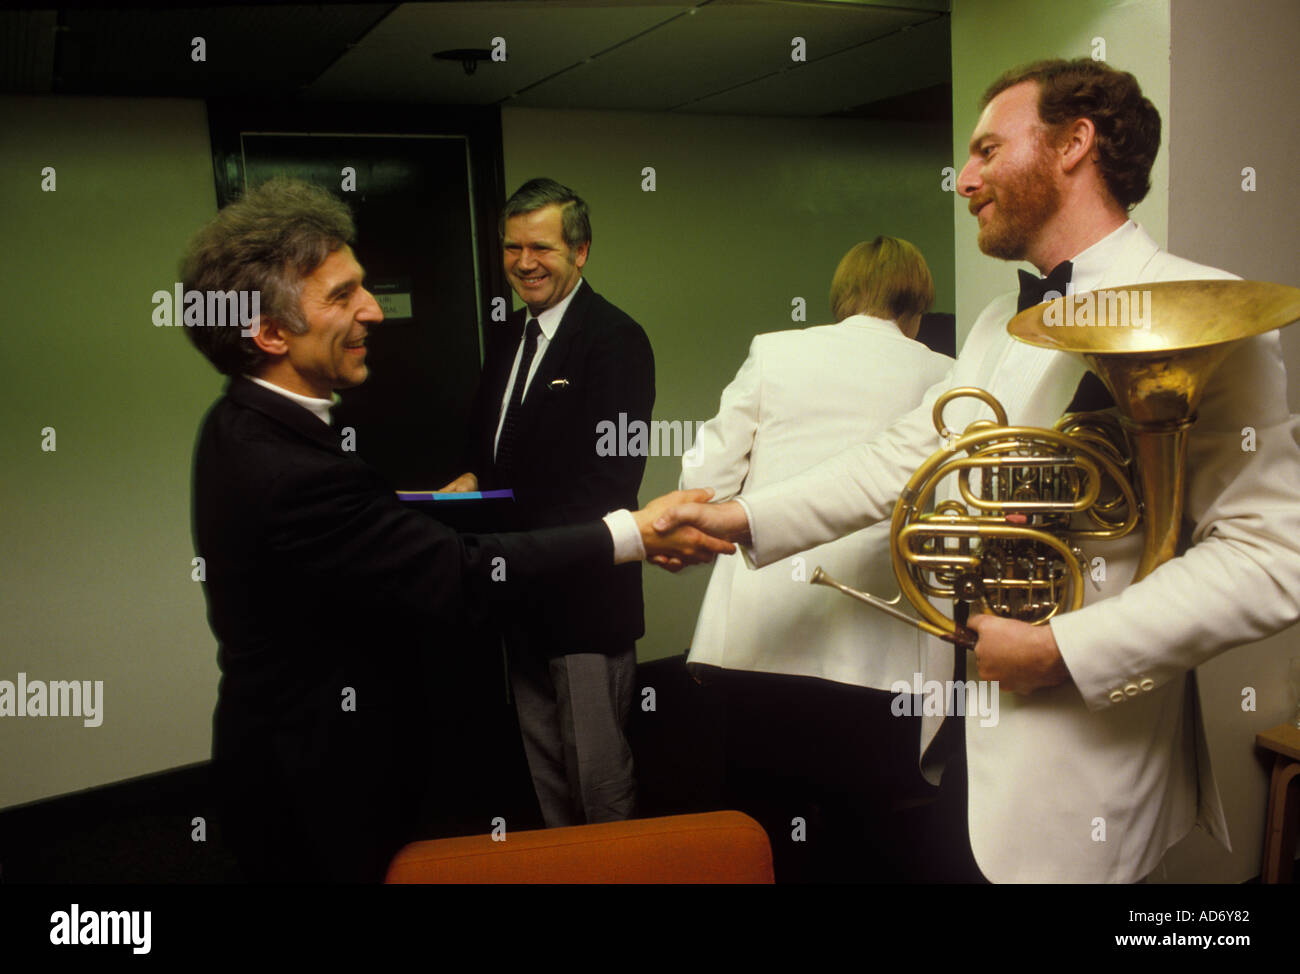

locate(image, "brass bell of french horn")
(812, 279), (1300, 645)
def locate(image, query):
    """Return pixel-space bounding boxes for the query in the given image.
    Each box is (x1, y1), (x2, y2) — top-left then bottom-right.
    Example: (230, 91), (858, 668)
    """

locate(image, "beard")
(973, 148), (1061, 261)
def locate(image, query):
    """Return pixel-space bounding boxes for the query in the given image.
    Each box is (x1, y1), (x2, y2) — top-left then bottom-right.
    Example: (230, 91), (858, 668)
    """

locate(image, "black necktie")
(1016, 259), (1074, 312)
(495, 317), (541, 474)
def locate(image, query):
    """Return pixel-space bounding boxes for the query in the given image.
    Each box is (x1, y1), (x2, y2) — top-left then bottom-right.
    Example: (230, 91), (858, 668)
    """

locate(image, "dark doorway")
(209, 102), (507, 487)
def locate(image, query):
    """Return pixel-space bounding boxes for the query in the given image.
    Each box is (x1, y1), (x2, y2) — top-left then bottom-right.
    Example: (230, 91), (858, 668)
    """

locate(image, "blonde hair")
(829, 236), (934, 330)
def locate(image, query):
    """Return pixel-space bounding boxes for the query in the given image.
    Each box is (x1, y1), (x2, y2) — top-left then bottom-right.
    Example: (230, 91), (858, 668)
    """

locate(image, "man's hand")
(634, 488), (736, 571)
(437, 472), (478, 493)
(650, 497), (752, 549)
(967, 614), (1070, 695)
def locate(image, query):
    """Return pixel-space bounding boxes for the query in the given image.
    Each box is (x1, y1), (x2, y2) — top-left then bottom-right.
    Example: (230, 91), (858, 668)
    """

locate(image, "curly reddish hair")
(982, 58), (1161, 211)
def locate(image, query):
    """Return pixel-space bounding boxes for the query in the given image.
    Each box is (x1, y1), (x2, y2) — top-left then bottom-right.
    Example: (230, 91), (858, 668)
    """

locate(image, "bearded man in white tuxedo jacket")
(654, 58), (1300, 883)
(679, 237), (951, 880)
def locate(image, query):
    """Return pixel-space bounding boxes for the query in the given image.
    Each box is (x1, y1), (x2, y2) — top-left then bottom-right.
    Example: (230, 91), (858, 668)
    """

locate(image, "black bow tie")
(1016, 259), (1116, 412)
(1017, 260), (1074, 312)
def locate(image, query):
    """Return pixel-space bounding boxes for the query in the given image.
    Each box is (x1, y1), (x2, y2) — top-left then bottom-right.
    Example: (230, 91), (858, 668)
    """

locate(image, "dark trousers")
(700, 666), (936, 883)
(916, 714), (988, 884)
(216, 748), (418, 884)
(507, 634), (637, 828)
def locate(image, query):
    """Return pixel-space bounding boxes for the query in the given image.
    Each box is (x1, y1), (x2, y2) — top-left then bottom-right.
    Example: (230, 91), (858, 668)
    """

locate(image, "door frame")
(206, 98), (508, 361)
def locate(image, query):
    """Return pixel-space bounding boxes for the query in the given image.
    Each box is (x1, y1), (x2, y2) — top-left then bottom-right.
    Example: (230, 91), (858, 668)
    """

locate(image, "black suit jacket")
(193, 376), (612, 881)
(467, 280), (655, 654)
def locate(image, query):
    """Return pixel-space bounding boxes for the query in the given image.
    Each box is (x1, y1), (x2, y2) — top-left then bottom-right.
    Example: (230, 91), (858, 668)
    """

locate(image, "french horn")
(812, 279), (1300, 647)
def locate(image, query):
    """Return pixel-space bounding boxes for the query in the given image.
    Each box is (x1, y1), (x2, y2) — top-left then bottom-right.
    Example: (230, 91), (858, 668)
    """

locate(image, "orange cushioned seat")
(385, 810), (773, 884)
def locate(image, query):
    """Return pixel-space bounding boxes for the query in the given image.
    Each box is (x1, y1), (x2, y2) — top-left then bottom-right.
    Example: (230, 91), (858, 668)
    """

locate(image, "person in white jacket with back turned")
(680, 236), (951, 880)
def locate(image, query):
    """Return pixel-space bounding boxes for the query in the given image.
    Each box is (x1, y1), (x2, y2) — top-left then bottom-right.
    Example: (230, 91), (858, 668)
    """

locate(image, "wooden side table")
(1257, 721), (1300, 883)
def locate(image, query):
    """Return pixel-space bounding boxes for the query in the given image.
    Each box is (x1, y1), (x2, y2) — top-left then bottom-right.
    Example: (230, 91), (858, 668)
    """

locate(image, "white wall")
(1158, 0), (1300, 884)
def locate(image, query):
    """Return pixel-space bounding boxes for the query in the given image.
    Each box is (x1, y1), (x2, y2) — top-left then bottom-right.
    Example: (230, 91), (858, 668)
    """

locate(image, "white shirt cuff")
(603, 508), (645, 564)
(734, 496), (758, 569)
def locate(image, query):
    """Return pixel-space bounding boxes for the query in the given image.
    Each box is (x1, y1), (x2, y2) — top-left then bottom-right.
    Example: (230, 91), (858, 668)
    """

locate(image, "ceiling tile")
(679, 12), (949, 116)
(512, 0), (933, 112)
(308, 1), (693, 103)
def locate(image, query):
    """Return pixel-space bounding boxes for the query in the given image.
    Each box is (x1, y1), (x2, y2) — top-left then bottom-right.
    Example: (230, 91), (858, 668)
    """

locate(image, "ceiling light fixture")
(432, 48), (493, 76)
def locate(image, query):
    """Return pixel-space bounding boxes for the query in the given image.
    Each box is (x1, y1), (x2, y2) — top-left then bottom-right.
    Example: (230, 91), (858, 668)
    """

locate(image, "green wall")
(0, 94), (953, 807)
(0, 96), (223, 807)
(502, 106), (956, 664)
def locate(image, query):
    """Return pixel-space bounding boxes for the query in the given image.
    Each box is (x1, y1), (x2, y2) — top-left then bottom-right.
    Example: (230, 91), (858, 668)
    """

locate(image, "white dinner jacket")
(739, 222), (1300, 882)
(680, 315), (951, 689)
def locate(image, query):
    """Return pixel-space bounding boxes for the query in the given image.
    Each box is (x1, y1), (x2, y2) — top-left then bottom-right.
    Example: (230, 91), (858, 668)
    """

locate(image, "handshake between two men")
(643, 496), (748, 571)
(634, 489), (738, 567)
(437, 473), (737, 571)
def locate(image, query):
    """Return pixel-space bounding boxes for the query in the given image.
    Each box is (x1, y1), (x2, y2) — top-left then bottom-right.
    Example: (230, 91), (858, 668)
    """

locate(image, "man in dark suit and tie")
(182, 178), (721, 881)
(443, 178), (655, 827)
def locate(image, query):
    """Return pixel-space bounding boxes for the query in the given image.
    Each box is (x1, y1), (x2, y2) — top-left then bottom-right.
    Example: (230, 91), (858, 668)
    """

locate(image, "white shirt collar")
(839, 313), (906, 334)
(527, 277), (583, 340)
(1064, 219), (1145, 293)
(246, 376), (336, 425)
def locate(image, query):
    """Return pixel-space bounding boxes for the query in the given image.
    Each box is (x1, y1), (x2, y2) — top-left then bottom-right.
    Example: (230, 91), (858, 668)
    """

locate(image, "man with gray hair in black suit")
(183, 178), (721, 880)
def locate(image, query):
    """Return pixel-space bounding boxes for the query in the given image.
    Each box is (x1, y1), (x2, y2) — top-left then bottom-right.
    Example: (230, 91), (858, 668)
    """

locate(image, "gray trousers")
(506, 636), (637, 828)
